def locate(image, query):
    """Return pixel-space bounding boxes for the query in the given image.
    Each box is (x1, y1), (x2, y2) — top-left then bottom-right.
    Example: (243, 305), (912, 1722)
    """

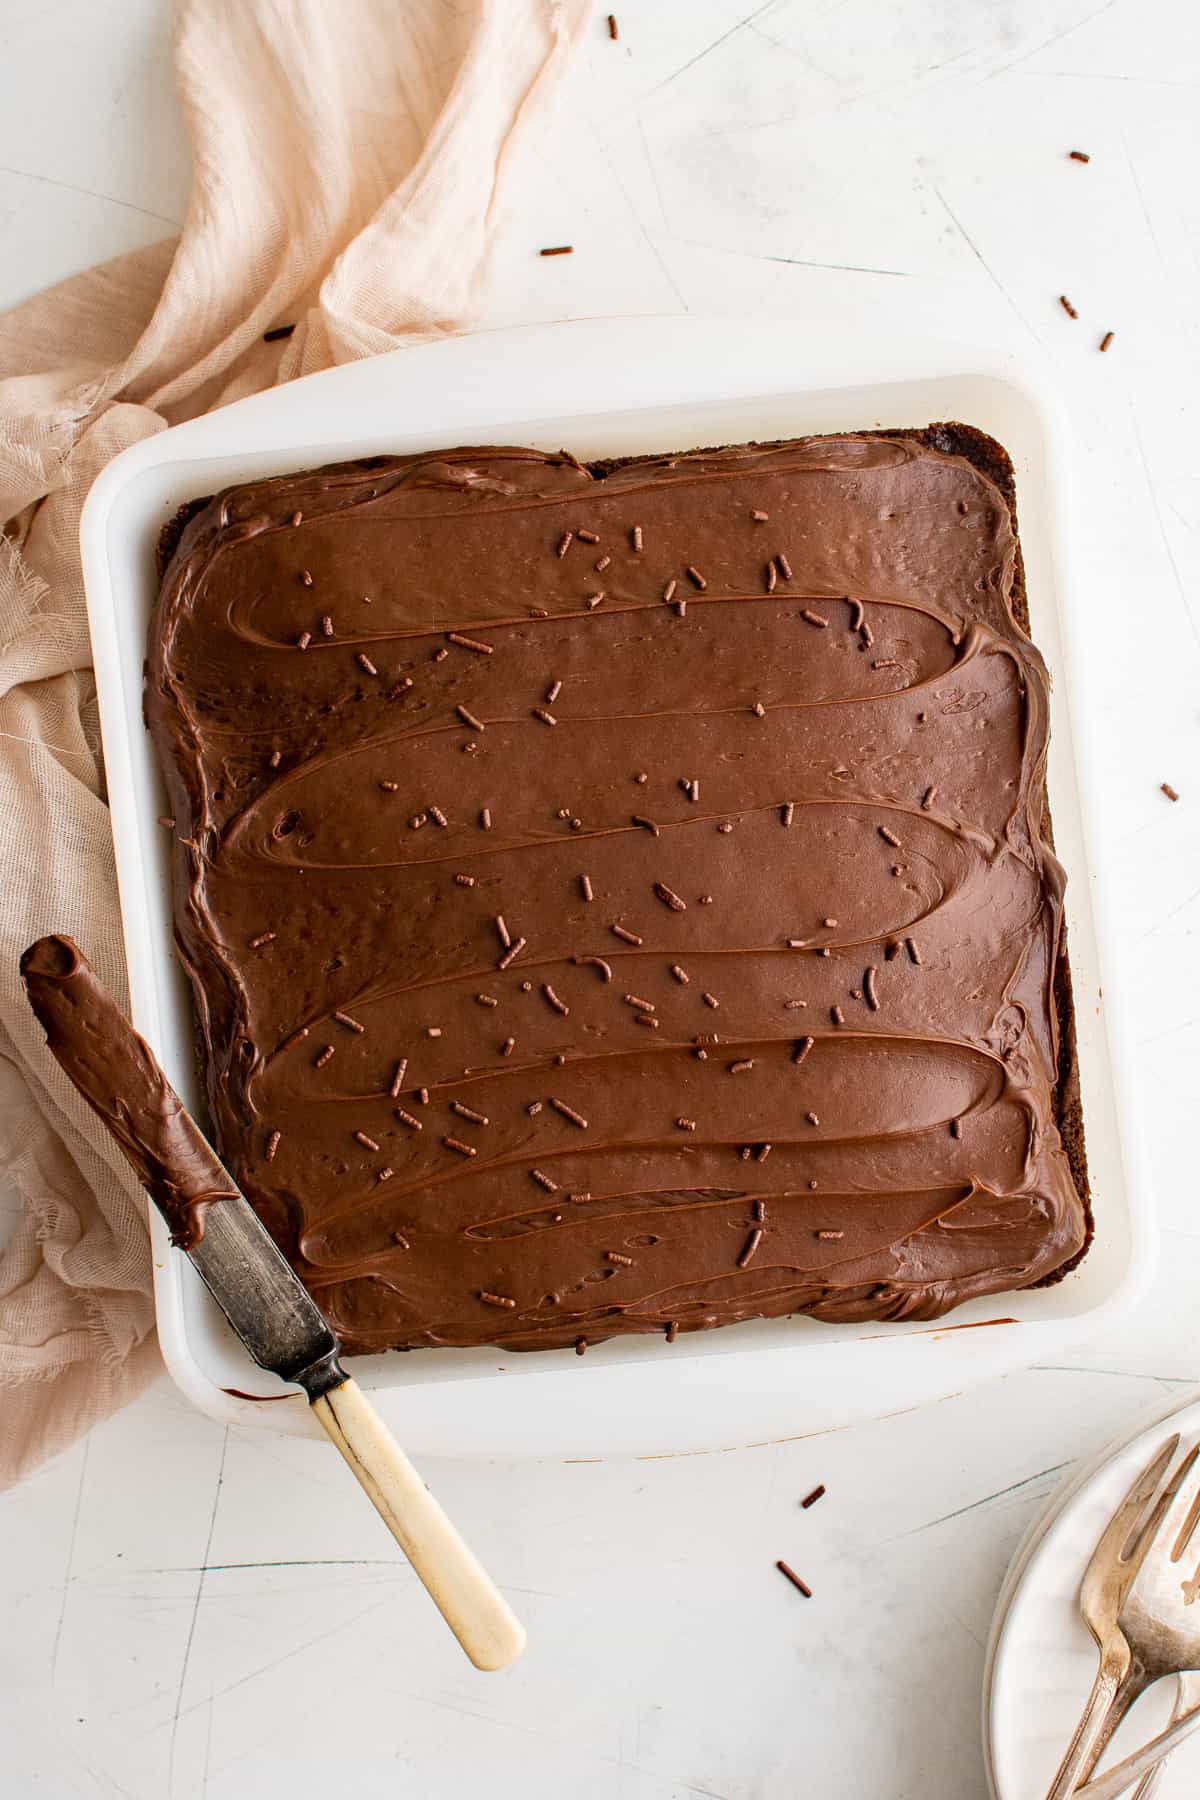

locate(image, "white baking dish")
(79, 316), (1152, 1456)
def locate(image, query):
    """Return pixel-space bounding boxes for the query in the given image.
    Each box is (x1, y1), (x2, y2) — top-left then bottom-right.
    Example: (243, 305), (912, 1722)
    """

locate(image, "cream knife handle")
(310, 1375), (526, 1671)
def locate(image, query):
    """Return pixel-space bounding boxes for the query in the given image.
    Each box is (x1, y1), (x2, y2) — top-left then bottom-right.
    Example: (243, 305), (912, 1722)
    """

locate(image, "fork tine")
(1119, 1439), (1194, 1566)
(1172, 1477), (1200, 1564)
(1115, 1440), (1194, 1569)
(1094, 1434), (1181, 1567)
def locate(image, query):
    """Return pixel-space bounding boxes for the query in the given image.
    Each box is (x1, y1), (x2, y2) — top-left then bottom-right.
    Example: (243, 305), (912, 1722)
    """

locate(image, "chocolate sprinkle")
(662, 580), (677, 603)
(611, 922), (642, 945)
(686, 566), (707, 590)
(793, 1036), (814, 1066)
(606, 1251), (634, 1266)
(729, 1059), (754, 1074)
(1059, 295), (1079, 320)
(818, 1230), (844, 1241)
(1162, 782), (1180, 802)
(480, 1290), (517, 1307)
(632, 525), (643, 552)
(543, 983), (569, 1015)
(702, 992), (720, 1008)
(922, 785), (938, 810)
(452, 1101), (489, 1125)
(801, 608), (829, 628)
(457, 704), (486, 731)
(677, 1117), (697, 1131)
(314, 1045), (335, 1068)
(356, 652), (378, 676)
(249, 931), (276, 949)
(831, 1005), (845, 1026)
(389, 1060), (408, 1097)
(635, 1014), (660, 1029)
(773, 1562), (813, 1605)
(1068, 149), (1090, 162)
(751, 509), (769, 522)
(550, 1097), (588, 1128)
(497, 936), (527, 970)
(864, 967), (879, 1011)
(456, 874), (476, 887)
(540, 246), (574, 258)
(595, 555), (612, 573)
(428, 805), (448, 828)
(532, 708), (557, 726)
(265, 1129), (281, 1162)
(495, 915), (512, 948)
(906, 937), (923, 966)
(574, 955), (613, 981)
(580, 874), (594, 901)
(765, 561), (777, 594)
(801, 1485), (826, 1510)
(502, 1037), (516, 1056)
(653, 881), (687, 911)
(354, 1130), (380, 1151)
(738, 1228), (763, 1268)
(447, 632), (493, 655)
(444, 1136), (477, 1157)
(756, 1144), (772, 1163)
(623, 993), (655, 1012)
(776, 553), (793, 582)
(781, 802), (794, 827)
(754, 1199), (767, 1222)
(951, 1117), (963, 1139)
(671, 964), (689, 984)
(297, 631), (312, 650)
(879, 826), (902, 847)
(577, 530), (600, 545)
(1099, 330), (1115, 353)
(395, 1108), (422, 1129)
(475, 992), (498, 1006)
(607, 12), (618, 38)
(531, 1169), (558, 1192)
(806, 1111), (819, 1126)
(321, 613), (333, 635)
(632, 815), (660, 836)
(666, 1320), (678, 1343)
(546, 680), (563, 704)
(481, 807), (493, 830)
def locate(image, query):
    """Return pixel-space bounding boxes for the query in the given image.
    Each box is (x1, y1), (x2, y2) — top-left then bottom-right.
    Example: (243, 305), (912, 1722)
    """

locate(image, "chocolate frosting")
(146, 433), (1087, 1352)
(20, 935), (238, 1249)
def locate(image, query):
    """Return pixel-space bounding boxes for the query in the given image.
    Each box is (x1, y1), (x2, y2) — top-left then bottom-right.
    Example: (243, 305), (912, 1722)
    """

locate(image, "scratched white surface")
(1, 2), (1199, 1796)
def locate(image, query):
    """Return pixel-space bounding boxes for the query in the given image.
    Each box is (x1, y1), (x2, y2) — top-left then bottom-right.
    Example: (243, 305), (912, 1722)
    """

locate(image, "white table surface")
(2, 3), (1199, 1796)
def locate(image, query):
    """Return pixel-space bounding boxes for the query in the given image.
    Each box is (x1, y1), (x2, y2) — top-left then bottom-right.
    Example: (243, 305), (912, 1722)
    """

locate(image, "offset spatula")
(20, 934), (525, 1672)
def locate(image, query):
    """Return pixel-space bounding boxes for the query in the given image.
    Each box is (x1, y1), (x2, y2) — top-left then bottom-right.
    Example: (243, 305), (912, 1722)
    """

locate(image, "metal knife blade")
(20, 933), (343, 1397)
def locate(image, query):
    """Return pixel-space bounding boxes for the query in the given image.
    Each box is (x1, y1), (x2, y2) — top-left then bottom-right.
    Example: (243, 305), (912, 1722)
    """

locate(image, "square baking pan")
(79, 316), (1152, 1457)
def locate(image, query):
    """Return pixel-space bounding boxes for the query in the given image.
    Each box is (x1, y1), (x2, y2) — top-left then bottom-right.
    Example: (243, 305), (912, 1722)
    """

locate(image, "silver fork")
(1073, 1442), (1200, 1794)
(1046, 1435), (1189, 1800)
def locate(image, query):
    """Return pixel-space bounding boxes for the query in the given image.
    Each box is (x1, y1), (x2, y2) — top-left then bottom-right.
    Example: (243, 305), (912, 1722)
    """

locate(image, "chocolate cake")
(146, 429), (1089, 1354)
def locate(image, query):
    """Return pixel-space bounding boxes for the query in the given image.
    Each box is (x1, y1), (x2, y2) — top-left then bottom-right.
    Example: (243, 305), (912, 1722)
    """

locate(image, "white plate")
(79, 316), (1153, 1456)
(986, 1390), (1200, 1798)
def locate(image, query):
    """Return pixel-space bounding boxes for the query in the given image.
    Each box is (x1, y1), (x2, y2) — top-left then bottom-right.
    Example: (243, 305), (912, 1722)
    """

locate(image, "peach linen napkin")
(0, 0), (590, 1486)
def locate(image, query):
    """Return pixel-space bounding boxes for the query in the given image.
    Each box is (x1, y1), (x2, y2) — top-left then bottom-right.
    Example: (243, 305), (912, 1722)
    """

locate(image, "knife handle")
(310, 1374), (525, 1671)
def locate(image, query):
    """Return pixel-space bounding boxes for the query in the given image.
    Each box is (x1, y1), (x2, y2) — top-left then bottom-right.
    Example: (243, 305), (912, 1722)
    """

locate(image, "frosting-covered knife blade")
(20, 933), (525, 1672)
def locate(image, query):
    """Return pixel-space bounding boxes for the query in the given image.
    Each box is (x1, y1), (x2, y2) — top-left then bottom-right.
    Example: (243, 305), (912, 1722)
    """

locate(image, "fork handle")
(1046, 1646), (1128, 1800)
(1075, 1698), (1200, 1800)
(1076, 1659), (1157, 1786)
(1127, 1671), (1190, 1800)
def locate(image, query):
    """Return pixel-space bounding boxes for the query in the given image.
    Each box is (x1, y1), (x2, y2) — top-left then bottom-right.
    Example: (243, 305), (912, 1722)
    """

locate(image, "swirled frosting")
(147, 431), (1088, 1353)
